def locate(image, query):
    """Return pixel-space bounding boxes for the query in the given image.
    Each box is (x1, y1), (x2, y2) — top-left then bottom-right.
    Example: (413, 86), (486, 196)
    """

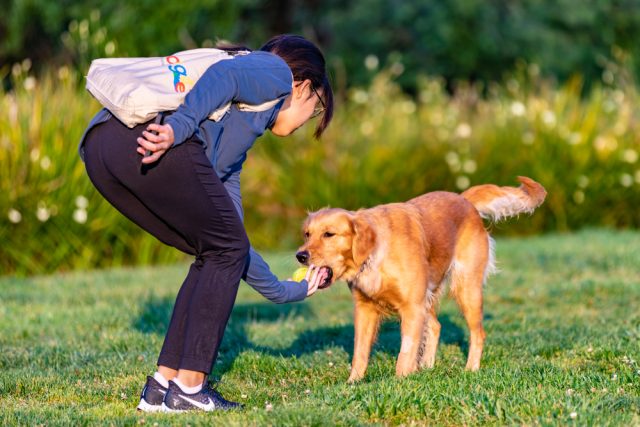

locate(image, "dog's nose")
(296, 251), (309, 264)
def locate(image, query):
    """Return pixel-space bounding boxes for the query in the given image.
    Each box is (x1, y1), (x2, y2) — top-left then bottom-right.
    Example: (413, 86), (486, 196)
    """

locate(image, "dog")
(295, 176), (546, 381)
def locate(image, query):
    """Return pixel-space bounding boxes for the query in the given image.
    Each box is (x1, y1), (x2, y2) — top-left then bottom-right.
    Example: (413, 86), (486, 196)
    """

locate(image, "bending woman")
(78, 34), (334, 413)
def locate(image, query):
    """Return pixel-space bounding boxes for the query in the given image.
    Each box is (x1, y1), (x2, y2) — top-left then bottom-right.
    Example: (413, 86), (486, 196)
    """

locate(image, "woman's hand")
(137, 123), (175, 164)
(304, 264), (329, 297)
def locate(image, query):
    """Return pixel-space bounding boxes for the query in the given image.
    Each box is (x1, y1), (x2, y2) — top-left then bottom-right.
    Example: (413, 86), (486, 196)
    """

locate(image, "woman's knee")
(199, 233), (250, 264)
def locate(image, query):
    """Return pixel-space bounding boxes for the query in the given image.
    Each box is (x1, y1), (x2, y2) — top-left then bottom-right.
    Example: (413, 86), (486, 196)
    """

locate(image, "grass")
(1, 229), (639, 426)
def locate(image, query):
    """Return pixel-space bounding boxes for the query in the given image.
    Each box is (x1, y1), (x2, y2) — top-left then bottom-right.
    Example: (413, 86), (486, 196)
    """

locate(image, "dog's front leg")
(396, 304), (426, 377)
(348, 292), (382, 383)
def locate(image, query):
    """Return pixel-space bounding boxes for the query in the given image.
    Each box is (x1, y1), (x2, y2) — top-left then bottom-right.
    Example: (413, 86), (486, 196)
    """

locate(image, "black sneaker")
(136, 376), (168, 412)
(162, 380), (242, 412)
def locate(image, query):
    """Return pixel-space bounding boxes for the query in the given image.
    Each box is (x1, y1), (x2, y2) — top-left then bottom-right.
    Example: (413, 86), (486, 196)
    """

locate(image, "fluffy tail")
(461, 176), (547, 222)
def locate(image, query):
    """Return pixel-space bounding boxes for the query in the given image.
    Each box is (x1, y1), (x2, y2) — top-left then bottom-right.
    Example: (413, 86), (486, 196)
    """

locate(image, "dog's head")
(296, 208), (377, 288)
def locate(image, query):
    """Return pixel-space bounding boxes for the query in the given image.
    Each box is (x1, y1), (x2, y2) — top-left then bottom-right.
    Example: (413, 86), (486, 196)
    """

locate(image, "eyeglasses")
(311, 86), (326, 119)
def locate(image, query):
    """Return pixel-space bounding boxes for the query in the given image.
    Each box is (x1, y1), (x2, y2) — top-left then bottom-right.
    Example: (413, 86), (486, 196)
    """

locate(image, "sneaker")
(162, 380), (242, 412)
(136, 375), (168, 412)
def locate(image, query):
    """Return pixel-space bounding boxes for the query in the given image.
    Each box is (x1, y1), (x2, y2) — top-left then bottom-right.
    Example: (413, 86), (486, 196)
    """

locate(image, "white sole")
(136, 398), (164, 413)
(161, 402), (185, 413)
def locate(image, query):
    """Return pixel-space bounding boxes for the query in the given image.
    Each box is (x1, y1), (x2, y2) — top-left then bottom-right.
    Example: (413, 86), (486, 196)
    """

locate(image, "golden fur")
(296, 177), (546, 381)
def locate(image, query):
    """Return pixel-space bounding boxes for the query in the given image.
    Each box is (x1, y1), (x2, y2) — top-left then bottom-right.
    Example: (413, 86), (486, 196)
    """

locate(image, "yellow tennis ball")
(292, 267), (309, 282)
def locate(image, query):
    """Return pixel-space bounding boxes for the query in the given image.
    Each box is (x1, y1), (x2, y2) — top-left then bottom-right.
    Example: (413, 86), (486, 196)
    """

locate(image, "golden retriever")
(295, 177), (546, 381)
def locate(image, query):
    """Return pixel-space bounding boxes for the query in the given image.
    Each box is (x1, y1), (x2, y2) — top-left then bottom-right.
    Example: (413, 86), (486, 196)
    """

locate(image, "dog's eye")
(304, 231), (310, 239)
(323, 232), (335, 238)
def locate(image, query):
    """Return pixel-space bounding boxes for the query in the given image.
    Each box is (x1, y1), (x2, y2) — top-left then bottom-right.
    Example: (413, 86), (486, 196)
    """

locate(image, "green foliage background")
(2, 1), (640, 275)
(3, 0), (640, 90)
(2, 59), (639, 275)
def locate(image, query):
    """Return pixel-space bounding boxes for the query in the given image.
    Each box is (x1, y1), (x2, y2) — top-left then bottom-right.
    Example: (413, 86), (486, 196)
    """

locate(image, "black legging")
(83, 116), (250, 374)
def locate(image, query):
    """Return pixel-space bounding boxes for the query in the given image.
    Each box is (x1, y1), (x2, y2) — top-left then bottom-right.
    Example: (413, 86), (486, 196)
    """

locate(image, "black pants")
(83, 116), (250, 374)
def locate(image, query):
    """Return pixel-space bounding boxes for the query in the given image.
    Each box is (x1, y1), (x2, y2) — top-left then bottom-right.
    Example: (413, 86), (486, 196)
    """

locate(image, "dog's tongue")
(318, 267), (334, 289)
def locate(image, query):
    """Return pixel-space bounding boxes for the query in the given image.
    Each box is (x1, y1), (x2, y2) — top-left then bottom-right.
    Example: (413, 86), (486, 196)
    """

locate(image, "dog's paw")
(347, 372), (364, 384)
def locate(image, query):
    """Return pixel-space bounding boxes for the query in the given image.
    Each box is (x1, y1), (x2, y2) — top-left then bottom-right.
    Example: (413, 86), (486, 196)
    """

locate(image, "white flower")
(445, 151), (460, 166)
(542, 111), (556, 127)
(620, 174), (633, 188)
(594, 136), (617, 152)
(568, 133), (581, 145)
(577, 175), (589, 188)
(622, 149), (638, 163)
(570, 411), (577, 419)
(528, 63), (540, 76)
(58, 66), (70, 80)
(445, 152), (461, 173)
(522, 132), (535, 145)
(105, 41), (116, 56)
(36, 203), (50, 222)
(358, 121), (373, 136)
(73, 209), (88, 224)
(40, 156), (51, 170)
(30, 148), (40, 162)
(510, 101), (526, 117)
(12, 63), (22, 77)
(265, 402), (273, 411)
(401, 101), (416, 114)
(79, 19), (89, 38)
(573, 191), (585, 204)
(352, 89), (368, 104)
(75, 195), (89, 209)
(463, 160), (477, 174)
(390, 62), (404, 76)
(364, 55), (379, 71)
(455, 123), (472, 139)
(456, 176), (470, 190)
(24, 76), (36, 91)
(8, 208), (22, 224)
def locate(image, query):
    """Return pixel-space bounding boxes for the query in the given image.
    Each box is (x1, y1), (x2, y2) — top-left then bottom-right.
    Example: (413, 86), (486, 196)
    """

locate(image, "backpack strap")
(208, 98), (284, 121)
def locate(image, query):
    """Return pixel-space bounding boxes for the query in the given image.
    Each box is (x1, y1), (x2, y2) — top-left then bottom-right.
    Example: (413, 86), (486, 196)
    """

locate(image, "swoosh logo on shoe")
(142, 385), (166, 396)
(179, 395), (216, 411)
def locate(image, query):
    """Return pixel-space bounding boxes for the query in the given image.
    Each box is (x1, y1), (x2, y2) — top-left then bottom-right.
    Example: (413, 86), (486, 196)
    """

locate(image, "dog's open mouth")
(319, 267), (334, 289)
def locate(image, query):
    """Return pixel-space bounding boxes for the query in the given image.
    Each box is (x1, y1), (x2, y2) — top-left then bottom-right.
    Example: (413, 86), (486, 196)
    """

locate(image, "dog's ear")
(351, 214), (377, 267)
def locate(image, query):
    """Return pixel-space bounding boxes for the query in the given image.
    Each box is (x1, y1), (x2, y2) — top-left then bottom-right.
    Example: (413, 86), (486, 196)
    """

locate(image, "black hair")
(260, 34), (334, 139)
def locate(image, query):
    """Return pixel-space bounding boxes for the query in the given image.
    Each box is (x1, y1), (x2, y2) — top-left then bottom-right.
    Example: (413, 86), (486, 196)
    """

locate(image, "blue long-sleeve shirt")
(79, 50), (307, 303)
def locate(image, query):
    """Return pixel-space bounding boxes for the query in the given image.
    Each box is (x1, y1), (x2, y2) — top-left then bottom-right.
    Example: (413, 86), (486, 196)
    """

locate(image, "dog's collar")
(353, 256), (372, 282)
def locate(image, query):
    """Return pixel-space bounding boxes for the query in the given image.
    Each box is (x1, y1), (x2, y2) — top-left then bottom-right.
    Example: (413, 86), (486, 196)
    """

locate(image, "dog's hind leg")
(451, 227), (489, 371)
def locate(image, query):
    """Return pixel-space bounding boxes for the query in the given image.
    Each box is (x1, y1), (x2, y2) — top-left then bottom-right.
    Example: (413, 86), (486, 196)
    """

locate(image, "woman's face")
(271, 79), (324, 137)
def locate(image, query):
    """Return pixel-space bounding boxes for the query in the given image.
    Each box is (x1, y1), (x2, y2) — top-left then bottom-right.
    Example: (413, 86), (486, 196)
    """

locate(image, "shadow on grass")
(134, 295), (469, 375)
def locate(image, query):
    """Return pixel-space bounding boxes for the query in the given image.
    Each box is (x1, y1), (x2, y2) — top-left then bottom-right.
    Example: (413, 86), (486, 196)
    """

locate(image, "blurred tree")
(1, 0), (640, 90)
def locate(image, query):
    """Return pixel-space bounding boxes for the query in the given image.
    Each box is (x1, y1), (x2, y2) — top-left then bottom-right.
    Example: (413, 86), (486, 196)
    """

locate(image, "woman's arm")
(244, 248), (307, 304)
(223, 174), (317, 303)
(137, 51), (292, 163)
(167, 51), (292, 145)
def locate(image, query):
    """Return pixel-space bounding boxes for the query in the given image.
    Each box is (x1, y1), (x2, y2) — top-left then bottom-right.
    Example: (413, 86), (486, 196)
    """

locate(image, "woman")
(78, 34), (334, 412)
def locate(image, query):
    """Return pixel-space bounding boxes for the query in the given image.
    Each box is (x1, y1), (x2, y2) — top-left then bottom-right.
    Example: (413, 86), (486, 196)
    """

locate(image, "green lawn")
(1, 230), (639, 426)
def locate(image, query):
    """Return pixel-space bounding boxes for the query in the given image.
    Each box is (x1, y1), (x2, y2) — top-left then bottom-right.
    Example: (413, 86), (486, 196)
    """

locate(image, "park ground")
(1, 229), (639, 426)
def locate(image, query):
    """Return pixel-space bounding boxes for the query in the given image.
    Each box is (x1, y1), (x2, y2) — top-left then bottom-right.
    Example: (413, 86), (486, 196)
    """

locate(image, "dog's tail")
(461, 176), (547, 222)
